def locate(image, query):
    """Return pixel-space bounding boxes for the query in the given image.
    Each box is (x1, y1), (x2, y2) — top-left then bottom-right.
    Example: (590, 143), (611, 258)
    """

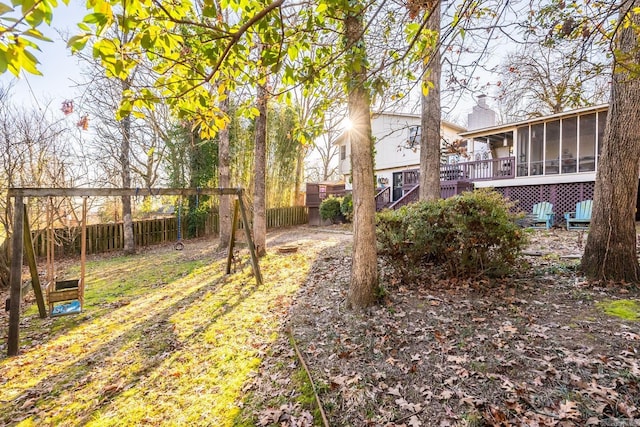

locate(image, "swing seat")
(51, 299), (82, 317)
(47, 279), (83, 316)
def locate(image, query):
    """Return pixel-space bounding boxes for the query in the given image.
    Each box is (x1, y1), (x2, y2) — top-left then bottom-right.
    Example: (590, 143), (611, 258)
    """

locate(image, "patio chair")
(565, 200), (593, 230)
(529, 202), (555, 229)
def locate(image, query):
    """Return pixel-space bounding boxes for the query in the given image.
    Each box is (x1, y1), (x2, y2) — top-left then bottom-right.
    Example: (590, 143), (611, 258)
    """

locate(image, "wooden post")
(237, 194), (264, 287)
(80, 197), (87, 306)
(226, 199), (240, 274)
(23, 204), (47, 318)
(8, 196), (25, 356)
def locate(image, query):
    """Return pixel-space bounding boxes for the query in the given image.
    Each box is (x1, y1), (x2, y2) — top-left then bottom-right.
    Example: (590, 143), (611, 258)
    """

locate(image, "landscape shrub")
(445, 189), (527, 276)
(340, 193), (353, 222)
(376, 207), (413, 283)
(319, 196), (343, 223)
(376, 200), (448, 283)
(376, 189), (527, 282)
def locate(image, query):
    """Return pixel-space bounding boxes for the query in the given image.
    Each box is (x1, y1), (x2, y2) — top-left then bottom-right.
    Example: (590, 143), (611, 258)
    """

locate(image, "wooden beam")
(7, 187), (244, 198)
(226, 200), (240, 274)
(8, 196), (25, 356)
(23, 204), (47, 318)
(237, 195), (264, 287)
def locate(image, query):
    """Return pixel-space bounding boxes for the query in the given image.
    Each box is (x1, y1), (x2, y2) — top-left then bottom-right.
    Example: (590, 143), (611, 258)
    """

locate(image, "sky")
(0, 0), (88, 113)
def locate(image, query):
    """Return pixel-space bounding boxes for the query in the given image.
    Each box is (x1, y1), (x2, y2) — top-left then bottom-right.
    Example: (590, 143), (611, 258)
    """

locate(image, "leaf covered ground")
(1, 226), (639, 426)
(242, 228), (640, 426)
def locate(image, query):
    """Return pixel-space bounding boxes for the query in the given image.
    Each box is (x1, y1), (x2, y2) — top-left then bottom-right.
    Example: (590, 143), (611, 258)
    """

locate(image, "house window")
(517, 126), (529, 177)
(530, 123), (544, 176)
(319, 185), (327, 200)
(562, 117), (577, 173)
(408, 126), (421, 149)
(579, 113), (596, 172)
(545, 120), (560, 175)
(340, 145), (346, 161)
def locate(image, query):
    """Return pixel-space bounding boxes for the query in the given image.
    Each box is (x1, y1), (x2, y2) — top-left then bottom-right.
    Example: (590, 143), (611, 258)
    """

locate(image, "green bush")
(319, 196), (343, 223)
(377, 189), (527, 282)
(186, 204), (209, 238)
(340, 193), (353, 222)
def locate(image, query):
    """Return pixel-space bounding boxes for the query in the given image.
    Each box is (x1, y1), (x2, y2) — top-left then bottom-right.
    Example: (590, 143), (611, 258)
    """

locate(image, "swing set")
(5, 187), (262, 357)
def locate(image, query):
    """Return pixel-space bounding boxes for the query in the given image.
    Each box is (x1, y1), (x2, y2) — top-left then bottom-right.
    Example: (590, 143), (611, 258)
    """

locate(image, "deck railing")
(375, 187), (391, 210)
(440, 156), (516, 181)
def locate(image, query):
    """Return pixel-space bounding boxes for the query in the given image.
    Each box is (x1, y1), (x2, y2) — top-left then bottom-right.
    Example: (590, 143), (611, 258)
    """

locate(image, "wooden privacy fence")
(266, 206), (308, 228)
(31, 206), (308, 257)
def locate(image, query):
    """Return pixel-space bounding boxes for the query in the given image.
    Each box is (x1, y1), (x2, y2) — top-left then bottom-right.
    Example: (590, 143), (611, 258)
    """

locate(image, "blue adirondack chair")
(565, 200), (593, 230)
(530, 202), (555, 229)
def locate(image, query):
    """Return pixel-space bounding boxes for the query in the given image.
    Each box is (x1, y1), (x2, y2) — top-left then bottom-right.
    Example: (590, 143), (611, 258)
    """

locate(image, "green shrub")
(319, 196), (343, 223)
(340, 193), (353, 222)
(445, 189), (527, 276)
(377, 189), (527, 283)
(187, 204), (209, 238)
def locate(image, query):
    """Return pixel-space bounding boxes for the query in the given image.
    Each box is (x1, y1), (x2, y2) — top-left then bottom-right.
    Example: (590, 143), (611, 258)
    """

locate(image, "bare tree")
(77, 54), (169, 247)
(495, 43), (609, 121)
(0, 94), (78, 287)
(306, 113), (344, 183)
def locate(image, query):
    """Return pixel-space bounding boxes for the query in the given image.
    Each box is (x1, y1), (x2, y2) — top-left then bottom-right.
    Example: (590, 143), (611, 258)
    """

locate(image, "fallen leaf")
(558, 400), (580, 420)
(408, 415), (422, 427)
(388, 384), (403, 397)
(439, 389), (453, 400)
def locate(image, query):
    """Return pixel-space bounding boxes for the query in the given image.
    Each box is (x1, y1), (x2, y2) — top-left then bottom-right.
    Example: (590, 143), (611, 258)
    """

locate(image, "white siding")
(336, 112), (466, 188)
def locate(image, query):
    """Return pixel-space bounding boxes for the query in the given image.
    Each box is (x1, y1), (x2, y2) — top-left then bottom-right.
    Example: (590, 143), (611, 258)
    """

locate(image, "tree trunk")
(419, 1), (442, 202)
(218, 96), (232, 248)
(581, 1), (640, 282)
(293, 144), (306, 206)
(0, 237), (10, 289)
(253, 81), (268, 257)
(120, 85), (135, 255)
(345, 3), (378, 309)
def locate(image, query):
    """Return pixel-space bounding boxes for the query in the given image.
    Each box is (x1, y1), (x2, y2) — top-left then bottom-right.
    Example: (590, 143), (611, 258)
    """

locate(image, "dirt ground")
(245, 226), (640, 426)
(2, 226), (639, 426)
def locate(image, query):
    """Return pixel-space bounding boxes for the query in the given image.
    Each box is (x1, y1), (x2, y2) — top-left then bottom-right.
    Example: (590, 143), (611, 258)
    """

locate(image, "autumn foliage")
(376, 189), (527, 282)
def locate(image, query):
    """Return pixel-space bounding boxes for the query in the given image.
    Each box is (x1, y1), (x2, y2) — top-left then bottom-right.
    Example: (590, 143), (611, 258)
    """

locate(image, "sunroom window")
(579, 113), (596, 172)
(545, 120), (560, 175)
(514, 110), (604, 177)
(530, 123), (544, 176)
(562, 117), (577, 173)
(517, 126), (529, 176)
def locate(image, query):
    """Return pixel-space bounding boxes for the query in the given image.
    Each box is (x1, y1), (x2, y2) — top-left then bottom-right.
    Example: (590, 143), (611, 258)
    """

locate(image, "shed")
(305, 182), (346, 226)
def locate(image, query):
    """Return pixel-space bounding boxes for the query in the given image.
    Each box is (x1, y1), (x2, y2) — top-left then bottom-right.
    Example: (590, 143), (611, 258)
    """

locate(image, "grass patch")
(597, 299), (640, 321)
(292, 367), (328, 425)
(1, 239), (333, 426)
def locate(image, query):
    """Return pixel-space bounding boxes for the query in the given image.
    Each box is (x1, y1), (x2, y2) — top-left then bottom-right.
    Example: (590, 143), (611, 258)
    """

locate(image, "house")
(334, 102), (634, 225)
(458, 104), (611, 224)
(335, 111), (467, 209)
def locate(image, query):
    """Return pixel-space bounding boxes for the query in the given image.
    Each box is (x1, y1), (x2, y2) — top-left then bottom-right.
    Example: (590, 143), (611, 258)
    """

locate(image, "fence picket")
(30, 206), (308, 257)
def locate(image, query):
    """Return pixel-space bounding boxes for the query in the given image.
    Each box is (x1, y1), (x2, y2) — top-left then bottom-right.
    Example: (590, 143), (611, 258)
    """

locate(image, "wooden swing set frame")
(6, 187), (262, 357)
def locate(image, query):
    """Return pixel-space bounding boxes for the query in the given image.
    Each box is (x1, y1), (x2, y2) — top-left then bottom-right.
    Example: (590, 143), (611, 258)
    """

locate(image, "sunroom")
(455, 104), (610, 223)
(458, 104), (607, 183)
